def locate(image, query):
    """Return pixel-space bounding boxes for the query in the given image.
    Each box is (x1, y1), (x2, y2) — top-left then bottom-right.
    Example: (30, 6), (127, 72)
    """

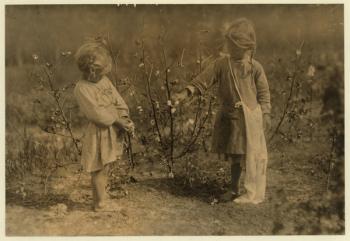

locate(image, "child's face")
(86, 65), (103, 83)
(225, 40), (250, 60)
(85, 54), (106, 83)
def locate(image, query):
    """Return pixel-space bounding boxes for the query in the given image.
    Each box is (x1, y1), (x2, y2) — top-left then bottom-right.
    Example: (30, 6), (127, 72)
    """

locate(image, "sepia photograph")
(4, 3), (344, 236)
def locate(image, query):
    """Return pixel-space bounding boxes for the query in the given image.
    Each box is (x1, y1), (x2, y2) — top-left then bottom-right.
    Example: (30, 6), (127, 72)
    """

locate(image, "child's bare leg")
(91, 165), (117, 211)
(91, 177), (98, 205)
(230, 154), (243, 195)
(91, 168), (108, 208)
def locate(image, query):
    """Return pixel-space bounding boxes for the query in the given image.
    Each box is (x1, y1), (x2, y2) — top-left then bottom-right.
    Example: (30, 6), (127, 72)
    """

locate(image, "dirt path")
(6, 142), (327, 236)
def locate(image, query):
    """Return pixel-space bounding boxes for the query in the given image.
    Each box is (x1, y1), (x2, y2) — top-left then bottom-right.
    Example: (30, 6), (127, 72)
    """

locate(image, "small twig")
(126, 133), (135, 169)
(179, 48), (185, 67)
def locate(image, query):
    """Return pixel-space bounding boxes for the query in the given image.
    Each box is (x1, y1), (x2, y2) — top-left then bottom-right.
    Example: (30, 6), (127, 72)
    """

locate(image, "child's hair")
(225, 18), (256, 52)
(75, 42), (112, 76)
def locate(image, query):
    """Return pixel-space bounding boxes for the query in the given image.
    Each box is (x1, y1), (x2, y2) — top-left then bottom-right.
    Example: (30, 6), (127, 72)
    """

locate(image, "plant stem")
(162, 47), (174, 170)
(175, 97), (213, 159)
(269, 42), (304, 143)
(126, 133), (134, 169)
(143, 56), (164, 150)
(42, 67), (81, 155)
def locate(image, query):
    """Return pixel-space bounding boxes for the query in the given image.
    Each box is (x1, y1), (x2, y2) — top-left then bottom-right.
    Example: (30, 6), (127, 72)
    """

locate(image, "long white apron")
(236, 103), (268, 204)
(227, 57), (268, 204)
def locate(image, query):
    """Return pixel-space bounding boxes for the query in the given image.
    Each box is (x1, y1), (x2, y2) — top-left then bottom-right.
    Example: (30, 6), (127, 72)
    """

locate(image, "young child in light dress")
(74, 42), (134, 211)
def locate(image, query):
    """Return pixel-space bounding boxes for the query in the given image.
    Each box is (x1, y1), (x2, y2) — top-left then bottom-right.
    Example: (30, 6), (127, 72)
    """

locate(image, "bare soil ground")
(6, 142), (327, 236)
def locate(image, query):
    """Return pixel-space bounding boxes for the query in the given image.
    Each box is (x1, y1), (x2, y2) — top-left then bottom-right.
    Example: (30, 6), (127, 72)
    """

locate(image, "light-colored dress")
(74, 76), (129, 173)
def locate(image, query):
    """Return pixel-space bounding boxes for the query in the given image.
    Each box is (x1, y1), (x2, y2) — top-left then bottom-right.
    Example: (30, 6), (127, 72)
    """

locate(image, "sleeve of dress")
(74, 84), (120, 127)
(254, 62), (271, 114)
(186, 59), (219, 95)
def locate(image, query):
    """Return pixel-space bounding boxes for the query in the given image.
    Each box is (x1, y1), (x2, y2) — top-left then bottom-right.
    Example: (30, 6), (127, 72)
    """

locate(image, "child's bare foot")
(233, 195), (264, 204)
(93, 200), (121, 212)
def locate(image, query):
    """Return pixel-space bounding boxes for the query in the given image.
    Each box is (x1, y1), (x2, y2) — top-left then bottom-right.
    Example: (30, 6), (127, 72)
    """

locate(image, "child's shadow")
(137, 175), (227, 203)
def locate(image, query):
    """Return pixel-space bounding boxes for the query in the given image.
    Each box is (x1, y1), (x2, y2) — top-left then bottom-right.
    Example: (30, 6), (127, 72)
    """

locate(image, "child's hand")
(172, 89), (190, 104)
(263, 113), (271, 132)
(115, 117), (135, 133)
(125, 120), (135, 133)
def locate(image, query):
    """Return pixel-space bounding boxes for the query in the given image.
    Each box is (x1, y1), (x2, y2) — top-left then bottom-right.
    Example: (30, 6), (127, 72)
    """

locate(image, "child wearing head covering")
(174, 18), (271, 204)
(74, 42), (134, 211)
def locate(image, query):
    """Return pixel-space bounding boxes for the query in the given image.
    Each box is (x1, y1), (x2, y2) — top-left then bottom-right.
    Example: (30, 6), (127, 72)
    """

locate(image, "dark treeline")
(6, 4), (343, 67)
